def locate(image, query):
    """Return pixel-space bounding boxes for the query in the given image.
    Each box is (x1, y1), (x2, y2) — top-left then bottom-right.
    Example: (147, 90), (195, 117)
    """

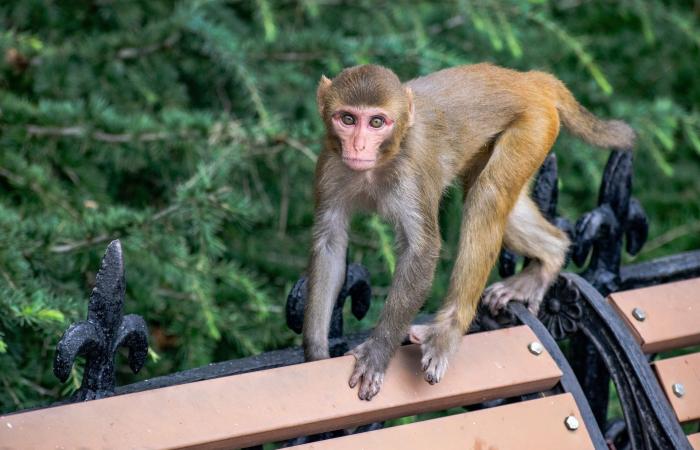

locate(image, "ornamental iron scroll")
(572, 149), (648, 295)
(569, 149), (648, 427)
(474, 277), (584, 341)
(286, 262), (372, 356)
(537, 276), (584, 340)
(53, 240), (149, 402)
(496, 149), (650, 428)
(477, 272), (691, 450)
(553, 274), (691, 450)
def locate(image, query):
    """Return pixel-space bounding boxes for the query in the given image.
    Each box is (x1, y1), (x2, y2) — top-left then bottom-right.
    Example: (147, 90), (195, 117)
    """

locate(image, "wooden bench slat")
(689, 433), (700, 449)
(0, 326), (561, 450)
(290, 393), (594, 450)
(608, 278), (700, 353)
(653, 352), (700, 423)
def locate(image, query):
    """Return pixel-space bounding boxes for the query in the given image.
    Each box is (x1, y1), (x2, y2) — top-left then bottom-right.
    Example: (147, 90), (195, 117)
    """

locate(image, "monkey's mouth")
(342, 156), (376, 171)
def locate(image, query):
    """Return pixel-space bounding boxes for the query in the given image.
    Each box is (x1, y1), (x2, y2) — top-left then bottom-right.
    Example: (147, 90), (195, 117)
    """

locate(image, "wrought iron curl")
(286, 262), (372, 356)
(538, 276), (583, 340)
(572, 150), (649, 295)
(53, 240), (149, 402)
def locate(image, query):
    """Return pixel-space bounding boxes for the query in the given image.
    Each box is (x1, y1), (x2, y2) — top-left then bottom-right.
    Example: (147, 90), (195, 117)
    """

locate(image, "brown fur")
(304, 63), (634, 400)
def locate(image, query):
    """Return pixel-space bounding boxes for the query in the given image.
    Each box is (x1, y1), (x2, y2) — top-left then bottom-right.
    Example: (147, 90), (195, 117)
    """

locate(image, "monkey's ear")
(317, 75), (332, 116)
(405, 87), (415, 127)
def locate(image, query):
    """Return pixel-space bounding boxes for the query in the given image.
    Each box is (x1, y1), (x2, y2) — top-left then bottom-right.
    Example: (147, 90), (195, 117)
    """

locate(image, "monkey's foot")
(482, 272), (548, 316)
(347, 339), (390, 401)
(411, 324), (460, 385)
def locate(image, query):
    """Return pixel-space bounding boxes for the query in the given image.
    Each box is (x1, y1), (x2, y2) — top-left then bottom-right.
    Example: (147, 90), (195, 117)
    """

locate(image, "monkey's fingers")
(347, 346), (370, 389)
(527, 298), (544, 316)
(483, 284), (515, 316)
(417, 325), (459, 385)
(348, 359), (365, 389)
(346, 346), (386, 400)
(348, 359), (385, 400)
(421, 349), (449, 385)
(358, 371), (384, 401)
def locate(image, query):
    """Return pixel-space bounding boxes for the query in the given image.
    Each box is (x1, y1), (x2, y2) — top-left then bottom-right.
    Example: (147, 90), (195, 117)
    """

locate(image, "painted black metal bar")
(604, 418), (630, 450)
(111, 251), (700, 399)
(508, 302), (607, 450)
(572, 150), (648, 294)
(568, 149), (648, 427)
(115, 332), (370, 396)
(560, 273), (691, 450)
(53, 240), (149, 403)
(39, 243), (696, 449)
(620, 249), (700, 290)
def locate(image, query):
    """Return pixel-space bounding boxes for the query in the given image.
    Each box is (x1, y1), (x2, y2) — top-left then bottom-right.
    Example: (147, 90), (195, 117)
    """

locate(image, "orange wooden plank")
(608, 278), (700, 353)
(0, 326), (561, 450)
(653, 352), (700, 423)
(291, 394), (594, 450)
(689, 433), (700, 449)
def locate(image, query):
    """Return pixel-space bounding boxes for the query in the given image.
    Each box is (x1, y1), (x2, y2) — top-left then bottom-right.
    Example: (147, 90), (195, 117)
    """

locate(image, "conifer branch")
(117, 34), (180, 60)
(48, 187), (234, 254)
(276, 135), (317, 162)
(49, 234), (113, 254)
(25, 125), (196, 143)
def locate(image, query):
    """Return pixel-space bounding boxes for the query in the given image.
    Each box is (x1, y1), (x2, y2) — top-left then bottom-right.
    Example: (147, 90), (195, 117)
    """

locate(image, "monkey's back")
(412, 64), (556, 120)
(406, 64), (559, 158)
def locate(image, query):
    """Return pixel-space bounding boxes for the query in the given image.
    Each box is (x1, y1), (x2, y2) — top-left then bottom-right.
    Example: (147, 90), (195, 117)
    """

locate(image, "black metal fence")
(23, 150), (700, 447)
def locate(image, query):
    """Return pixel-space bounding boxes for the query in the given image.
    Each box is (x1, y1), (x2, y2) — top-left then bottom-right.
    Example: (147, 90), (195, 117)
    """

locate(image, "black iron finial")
(572, 150), (649, 295)
(53, 240), (149, 401)
(286, 263), (372, 356)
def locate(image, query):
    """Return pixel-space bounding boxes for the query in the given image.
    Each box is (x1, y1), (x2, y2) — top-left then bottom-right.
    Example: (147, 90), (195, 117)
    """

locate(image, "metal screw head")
(528, 341), (544, 355)
(672, 383), (685, 398)
(564, 415), (580, 431)
(631, 307), (646, 321)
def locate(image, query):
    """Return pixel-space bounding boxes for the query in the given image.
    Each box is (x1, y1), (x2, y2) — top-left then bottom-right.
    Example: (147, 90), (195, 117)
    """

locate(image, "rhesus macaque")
(303, 63), (634, 400)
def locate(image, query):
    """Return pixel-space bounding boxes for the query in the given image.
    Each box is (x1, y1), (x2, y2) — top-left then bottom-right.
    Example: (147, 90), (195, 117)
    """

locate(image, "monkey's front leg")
(349, 231), (440, 400)
(303, 207), (349, 361)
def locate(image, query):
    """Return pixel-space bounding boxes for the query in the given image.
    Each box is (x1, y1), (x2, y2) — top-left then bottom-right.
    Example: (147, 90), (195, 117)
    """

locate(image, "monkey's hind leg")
(411, 108), (561, 386)
(482, 192), (570, 315)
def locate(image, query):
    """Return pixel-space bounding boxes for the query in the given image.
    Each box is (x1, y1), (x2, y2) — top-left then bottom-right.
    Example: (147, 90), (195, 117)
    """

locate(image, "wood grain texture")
(292, 394), (594, 450)
(688, 433), (700, 449)
(608, 277), (700, 353)
(0, 326), (560, 450)
(653, 352), (700, 423)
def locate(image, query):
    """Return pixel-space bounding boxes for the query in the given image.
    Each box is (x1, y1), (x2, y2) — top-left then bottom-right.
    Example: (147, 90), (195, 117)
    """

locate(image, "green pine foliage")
(1, 0), (699, 413)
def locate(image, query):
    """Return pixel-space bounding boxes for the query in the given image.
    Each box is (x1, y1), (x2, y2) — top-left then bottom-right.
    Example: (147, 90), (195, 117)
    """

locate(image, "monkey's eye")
(369, 117), (385, 128)
(341, 114), (356, 126)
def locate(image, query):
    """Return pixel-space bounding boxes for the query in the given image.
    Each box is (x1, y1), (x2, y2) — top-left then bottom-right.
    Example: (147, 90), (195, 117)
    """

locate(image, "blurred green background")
(1, 0), (699, 413)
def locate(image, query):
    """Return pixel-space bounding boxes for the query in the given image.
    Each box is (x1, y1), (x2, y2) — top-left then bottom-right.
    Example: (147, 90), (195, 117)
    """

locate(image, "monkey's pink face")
(331, 106), (395, 171)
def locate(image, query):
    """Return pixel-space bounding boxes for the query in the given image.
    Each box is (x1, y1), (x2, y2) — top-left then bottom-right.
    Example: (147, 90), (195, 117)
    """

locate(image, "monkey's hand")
(347, 338), (391, 401)
(409, 324), (461, 385)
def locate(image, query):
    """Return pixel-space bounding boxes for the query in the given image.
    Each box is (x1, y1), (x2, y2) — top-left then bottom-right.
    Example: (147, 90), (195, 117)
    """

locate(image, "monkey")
(302, 63), (634, 401)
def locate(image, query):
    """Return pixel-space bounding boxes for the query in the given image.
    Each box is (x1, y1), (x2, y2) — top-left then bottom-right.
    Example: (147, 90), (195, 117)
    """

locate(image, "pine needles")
(1, 0), (699, 412)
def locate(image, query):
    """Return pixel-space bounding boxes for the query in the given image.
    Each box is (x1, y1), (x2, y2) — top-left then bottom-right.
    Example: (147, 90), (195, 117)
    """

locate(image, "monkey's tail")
(545, 76), (635, 150)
